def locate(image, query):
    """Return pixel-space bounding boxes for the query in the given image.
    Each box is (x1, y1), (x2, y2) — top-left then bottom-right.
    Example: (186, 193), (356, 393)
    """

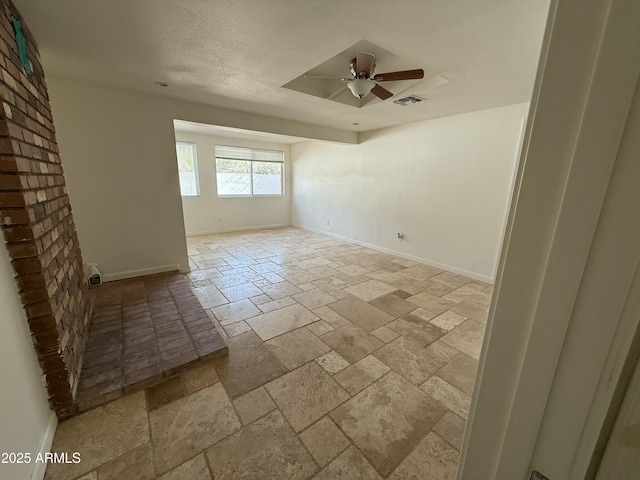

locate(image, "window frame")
(214, 146), (285, 198)
(176, 141), (200, 197)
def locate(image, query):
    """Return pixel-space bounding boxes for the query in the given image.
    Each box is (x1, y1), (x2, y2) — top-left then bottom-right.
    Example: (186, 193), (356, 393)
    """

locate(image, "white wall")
(47, 77), (355, 281)
(291, 102), (528, 282)
(174, 131), (291, 235)
(0, 241), (56, 480)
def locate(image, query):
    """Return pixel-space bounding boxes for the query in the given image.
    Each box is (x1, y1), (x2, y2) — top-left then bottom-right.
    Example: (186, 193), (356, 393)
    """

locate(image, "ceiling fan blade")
(372, 69), (424, 82)
(371, 83), (394, 100)
(355, 51), (375, 75)
(327, 86), (349, 100)
(304, 75), (351, 80)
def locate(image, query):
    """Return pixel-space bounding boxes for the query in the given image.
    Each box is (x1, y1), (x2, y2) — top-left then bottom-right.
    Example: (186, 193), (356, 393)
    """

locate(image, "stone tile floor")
(46, 227), (491, 480)
(76, 273), (227, 411)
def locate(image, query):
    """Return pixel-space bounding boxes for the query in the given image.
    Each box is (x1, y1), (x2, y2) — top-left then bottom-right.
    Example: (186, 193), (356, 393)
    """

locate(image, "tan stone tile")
(422, 277), (457, 296)
(439, 320), (486, 360)
(261, 272), (285, 284)
(296, 281), (316, 291)
(260, 280), (303, 299)
(223, 320), (252, 337)
(374, 337), (457, 385)
(334, 355), (391, 395)
(249, 262), (283, 274)
(247, 303), (319, 341)
(212, 331), (286, 398)
(206, 410), (317, 479)
(433, 411), (466, 451)
(371, 325), (400, 343)
(443, 285), (492, 307)
(308, 265), (341, 278)
(96, 444), (154, 480)
(265, 362), (349, 432)
(181, 362), (219, 394)
(316, 350), (350, 374)
(314, 446), (382, 480)
(188, 268), (224, 282)
(344, 279), (397, 301)
(75, 472), (97, 480)
(219, 283), (264, 302)
(193, 285), (229, 309)
(431, 271), (470, 290)
(257, 295), (297, 313)
(337, 264), (371, 276)
(249, 293), (271, 305)
(329, 289), (349, 299)
(146, 377), (186, 410)
(407, 292), (456, 315)
(466, 280), (491, 291)
(156, 454), (211, 480)
(45, 392), (149, 479)
(311, 276), (350, 292)
(397, 263), (443, 279)
(233, 386), (276, 425)
(328, 296), (393, 332)
(292, 288), (337, 310)
(368, 292), (417, 318)
(150, 383), (241, 474)
(436, 352), (478, 395)
(387, 314), (446, 347)
(450, 301), (489, 324)
(307, 320), (334, 336)
(313, 305), (350, 328)
(265, 327), (331, 370)
(429, 310), (468, 331)
(331, 372), (446, 475)
(421, 376), (471, 419)
(211, 299), (261, 325)
(409, 307), (437, 321)
(321, 323), (384, 364)
(388, 432), (459, 480)
(299, 417), (350, 467)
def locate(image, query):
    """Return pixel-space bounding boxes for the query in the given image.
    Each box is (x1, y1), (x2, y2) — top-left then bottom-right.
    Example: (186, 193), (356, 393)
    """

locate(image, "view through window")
(175, 142), (199, 196)
(215, 145), (284, 196)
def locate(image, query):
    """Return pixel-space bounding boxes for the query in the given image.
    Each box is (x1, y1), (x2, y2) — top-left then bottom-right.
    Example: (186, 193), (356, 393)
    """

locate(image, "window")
(176, 142), (199, 196)
(215, 145), (284, 196)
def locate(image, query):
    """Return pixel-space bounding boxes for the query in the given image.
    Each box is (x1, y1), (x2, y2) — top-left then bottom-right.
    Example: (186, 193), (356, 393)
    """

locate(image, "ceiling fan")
(305, 51), (424, 100)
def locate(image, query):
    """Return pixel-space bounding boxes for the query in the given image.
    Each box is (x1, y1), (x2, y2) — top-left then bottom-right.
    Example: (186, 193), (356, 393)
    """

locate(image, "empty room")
(3, 1), (640, 480)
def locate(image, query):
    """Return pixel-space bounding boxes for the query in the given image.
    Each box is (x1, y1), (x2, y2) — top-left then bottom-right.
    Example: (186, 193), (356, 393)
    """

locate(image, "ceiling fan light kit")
(347, 78), (376, 98)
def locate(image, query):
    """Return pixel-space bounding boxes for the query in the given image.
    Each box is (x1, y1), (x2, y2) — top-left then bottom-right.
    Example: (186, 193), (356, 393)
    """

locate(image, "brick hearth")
(77, 272), (227, 411)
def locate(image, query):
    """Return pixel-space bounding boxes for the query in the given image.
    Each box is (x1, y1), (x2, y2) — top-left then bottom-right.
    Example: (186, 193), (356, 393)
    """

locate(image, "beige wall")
(174, 131), (292, 235)
(292, 102), (528, 282)
(0, 241), (56, 480)
(47, 77), (354, 281)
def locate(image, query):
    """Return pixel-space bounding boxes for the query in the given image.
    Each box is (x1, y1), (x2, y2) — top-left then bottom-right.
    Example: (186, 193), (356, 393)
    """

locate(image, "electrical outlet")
(326, 219), (330, 226)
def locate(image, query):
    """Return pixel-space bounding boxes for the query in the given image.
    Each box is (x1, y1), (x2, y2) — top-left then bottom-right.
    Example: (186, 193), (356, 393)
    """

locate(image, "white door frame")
(458, 0), (640, 478)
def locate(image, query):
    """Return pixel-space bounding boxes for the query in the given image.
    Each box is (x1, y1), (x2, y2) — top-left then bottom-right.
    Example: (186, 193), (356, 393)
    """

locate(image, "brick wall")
(0, 0), (90, 418)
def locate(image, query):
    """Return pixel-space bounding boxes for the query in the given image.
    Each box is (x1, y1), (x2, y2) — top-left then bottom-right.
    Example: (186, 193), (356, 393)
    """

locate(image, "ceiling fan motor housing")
(350, 58), (375, 79)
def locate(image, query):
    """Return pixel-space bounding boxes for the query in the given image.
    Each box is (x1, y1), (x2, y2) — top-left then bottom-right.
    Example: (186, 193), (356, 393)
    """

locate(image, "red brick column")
(0, 0), (90, 418)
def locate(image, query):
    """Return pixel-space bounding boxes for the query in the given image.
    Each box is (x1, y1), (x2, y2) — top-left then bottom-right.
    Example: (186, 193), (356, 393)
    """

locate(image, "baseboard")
(293, 223), (493, 283)
(101, 264), (181, 282)
(186, 223), (291, 237)
(30, 410), (57, 480)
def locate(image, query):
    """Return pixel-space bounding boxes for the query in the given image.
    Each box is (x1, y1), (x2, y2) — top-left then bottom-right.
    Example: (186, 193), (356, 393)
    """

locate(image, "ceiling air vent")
(393, 95), (425, 106)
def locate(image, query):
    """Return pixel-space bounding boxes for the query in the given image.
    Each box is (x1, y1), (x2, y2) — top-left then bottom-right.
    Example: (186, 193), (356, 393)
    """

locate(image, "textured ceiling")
(15, 0), (549, 133)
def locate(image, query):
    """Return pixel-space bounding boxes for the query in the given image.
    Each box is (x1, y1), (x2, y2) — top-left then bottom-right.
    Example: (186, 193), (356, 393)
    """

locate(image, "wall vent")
(393, 95), (425, 106)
